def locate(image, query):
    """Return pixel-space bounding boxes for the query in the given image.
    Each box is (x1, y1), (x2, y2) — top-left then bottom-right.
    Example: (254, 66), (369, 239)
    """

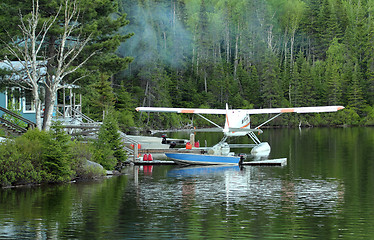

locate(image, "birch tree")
(4, 0), (95, 131)
(3, 0), (58, 129)
(42, 0), (95, 131)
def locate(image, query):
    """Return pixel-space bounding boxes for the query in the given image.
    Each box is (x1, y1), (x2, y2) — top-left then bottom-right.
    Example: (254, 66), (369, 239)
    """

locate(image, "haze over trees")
(115, 0), (374, 127)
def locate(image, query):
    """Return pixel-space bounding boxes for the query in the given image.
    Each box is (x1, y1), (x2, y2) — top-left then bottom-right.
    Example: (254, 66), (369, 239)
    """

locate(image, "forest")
(1, 0), (374, 130)
(113, 0), (374, 128)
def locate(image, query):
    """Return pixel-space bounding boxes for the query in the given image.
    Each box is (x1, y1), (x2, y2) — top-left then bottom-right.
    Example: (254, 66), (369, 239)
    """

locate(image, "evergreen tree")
(317, 0), (343, 59)
(114, 86), (136, 131)
(298, 57), (315, 106)
(347, 63), (365, 111)
(88, 74), (116, 121)
(261, 51), (283, 108)
(94, 110), (126, 170)
(325, 38), (344, 105)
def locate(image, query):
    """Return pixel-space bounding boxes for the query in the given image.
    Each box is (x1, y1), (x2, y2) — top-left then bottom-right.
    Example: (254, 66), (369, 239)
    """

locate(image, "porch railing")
(0, 106), (37, 134)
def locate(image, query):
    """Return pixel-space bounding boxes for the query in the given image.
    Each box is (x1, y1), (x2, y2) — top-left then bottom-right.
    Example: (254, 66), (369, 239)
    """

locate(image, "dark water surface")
(0, 127), (373, 239)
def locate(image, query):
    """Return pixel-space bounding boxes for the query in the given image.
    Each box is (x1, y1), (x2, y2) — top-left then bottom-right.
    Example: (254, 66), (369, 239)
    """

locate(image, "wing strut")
(196, 113), (223, 129)
(247, 131), (262, 145)
(246, 113), (283, 146)
(254, 113), (283, 129)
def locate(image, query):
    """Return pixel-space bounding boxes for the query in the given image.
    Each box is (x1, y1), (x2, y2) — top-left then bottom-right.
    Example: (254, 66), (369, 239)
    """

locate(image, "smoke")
(118, 0), (192, 74)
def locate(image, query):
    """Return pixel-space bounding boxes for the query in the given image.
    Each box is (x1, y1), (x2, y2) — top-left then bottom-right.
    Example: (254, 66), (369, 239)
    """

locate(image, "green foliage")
(0, 128), (65, 187)
(0, 139), (41, 187)
(114, 86), (136, 131)
(362, 105), (374, 125)
(0, 123), (108, 187)
(323, 107), (361, 126)
(94, 110), (127, 170)
(70, 141), (106, 179)
(78, 164), (106, 180)
(93, 147), (117, 171)
(85, 75), (116, 121)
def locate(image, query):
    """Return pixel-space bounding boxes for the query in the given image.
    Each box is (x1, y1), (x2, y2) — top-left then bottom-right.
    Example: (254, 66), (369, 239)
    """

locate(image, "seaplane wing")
(135, 107), (226, 114)
(238, 106), (345, 114)
(136, 105), (344, 115)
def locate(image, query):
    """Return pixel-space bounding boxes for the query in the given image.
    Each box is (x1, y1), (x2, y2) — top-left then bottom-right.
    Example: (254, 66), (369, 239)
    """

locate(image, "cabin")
(0, 61), (98, 134)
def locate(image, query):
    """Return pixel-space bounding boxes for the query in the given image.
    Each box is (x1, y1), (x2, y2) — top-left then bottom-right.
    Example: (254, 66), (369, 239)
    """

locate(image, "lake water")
(0, 127), (373, 239)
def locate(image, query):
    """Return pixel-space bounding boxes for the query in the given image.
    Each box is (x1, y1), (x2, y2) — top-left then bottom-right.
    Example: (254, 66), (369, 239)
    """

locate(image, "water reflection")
(128, 164), (346, 238)
(1, 127), (373, 239)
(167, 165), (241, 177)
(0, 164), (347, 239)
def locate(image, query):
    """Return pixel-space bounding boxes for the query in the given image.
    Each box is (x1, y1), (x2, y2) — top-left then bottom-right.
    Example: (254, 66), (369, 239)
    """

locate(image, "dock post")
(190, 133), (195, 146)
(134, 145), (138, 162)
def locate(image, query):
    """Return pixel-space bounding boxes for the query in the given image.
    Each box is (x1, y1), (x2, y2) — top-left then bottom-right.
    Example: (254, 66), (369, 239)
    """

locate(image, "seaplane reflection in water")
(136, 104), (344, 165)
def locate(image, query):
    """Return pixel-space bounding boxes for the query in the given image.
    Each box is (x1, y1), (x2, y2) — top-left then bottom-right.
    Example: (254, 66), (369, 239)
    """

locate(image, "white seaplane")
(136, 104), (344, 165)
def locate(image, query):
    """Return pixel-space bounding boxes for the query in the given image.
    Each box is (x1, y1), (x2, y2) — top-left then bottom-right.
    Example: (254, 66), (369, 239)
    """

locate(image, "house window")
(23, 89), (35, 112)
(6, 87), (21, 111)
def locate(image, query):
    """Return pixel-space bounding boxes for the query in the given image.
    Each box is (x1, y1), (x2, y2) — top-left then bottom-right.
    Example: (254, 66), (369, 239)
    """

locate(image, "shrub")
(93, 143), (117, 170)
(362, 105), (374, 125)
(0, 126), (76, 187)
(77, 164), (106, 180)
(94, 110), (127, 170)
(0, 140), (41, 187)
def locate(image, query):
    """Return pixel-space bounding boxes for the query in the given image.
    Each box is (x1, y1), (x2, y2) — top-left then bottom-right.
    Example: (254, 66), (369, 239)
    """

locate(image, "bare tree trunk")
(283, 28), (288, 70)
(290, 29), (296, 69)
(267, 24), (274, 51)
(204, 70), (207, 93)
(225, 20), (230, 63)
(42, 85), (56, 131)
(218, 42), (222, 61)
(42, 34), (56, 130)
(163, 31), (167, 50)
(4, 0), (59, 130)
(192, 34), (196, 73)
(234, 23), (239, 81)
(42, 0), (93, 130)
(172, 0), (176, 36)
(33, 88), (42, 129)
(6, 0), (93, 131)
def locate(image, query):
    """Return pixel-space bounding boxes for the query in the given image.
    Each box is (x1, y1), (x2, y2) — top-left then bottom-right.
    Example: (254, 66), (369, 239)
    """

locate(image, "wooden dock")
(241, 158), (287, 166)
(128, 158), (287, 166)
(138, 148), (207, 154)
(121, 134), (286, 167)
(131, 160), (177, 165)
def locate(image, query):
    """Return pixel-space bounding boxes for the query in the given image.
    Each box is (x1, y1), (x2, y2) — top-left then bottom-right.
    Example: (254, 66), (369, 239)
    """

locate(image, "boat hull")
(165, 153), (240, 165)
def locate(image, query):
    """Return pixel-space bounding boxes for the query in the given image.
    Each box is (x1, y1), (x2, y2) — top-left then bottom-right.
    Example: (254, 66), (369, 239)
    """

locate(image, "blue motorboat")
(165, 142), (241, 165)
(165, 152), (240, 165)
